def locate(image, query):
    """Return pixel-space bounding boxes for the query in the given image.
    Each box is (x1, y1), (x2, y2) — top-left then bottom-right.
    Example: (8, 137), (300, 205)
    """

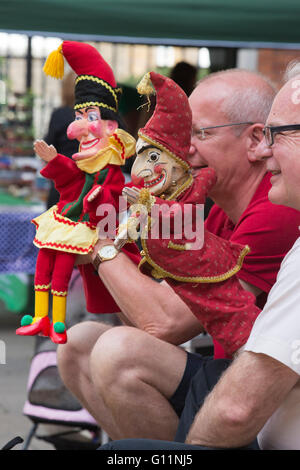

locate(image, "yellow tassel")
(43, 44), (64, 79)
(136, 72), (156, 112)
(136, 72), (155, 96)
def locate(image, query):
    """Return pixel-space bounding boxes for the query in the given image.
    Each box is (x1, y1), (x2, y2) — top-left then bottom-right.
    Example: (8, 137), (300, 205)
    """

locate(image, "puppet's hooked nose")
(67, 119), (89, 140)
(134, 168), (153, 180)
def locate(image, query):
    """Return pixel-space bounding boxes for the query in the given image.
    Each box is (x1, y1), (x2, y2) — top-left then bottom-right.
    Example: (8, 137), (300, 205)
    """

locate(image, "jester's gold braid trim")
(166, 174), (194, 201)
(35, 283), (51, 291)
(138, 132), (190, 172)
(74, 101), (117, 113)
(139, 240), (251, 283)
(138, 254), (148, 268)
(75, 75), (121, 108)
(167, 241), (188, 251)
(51, 289), (68, 297)
(137, 189), (156, 212)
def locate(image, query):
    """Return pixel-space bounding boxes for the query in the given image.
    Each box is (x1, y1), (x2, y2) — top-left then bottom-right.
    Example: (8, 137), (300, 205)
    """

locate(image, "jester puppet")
(121, 72), (261, 357)
(16, 41), (139, 344)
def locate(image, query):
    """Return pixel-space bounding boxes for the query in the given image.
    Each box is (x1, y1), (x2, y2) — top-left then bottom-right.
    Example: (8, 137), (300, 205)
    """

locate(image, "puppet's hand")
(83, 185), (102, 213)
(122, 186), (141, 205)
(34, 140), (57, 162)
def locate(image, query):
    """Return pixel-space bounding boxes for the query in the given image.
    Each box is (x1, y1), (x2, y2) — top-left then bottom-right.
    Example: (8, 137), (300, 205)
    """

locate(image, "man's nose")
(189, 141), (196, 155)
(254, 137), (273, 161)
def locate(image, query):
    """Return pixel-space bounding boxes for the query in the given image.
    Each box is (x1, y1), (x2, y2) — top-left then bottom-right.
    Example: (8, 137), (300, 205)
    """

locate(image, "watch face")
(100, 245), (118, 259)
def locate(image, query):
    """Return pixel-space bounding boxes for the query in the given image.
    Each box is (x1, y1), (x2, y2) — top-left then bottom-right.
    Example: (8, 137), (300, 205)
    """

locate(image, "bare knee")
(89, 326), (151, 391)
(57, 321), (112, 382)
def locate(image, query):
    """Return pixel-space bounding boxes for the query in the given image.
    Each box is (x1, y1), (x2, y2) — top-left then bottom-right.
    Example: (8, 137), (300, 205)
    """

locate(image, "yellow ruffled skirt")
(32, 205), (98, 254)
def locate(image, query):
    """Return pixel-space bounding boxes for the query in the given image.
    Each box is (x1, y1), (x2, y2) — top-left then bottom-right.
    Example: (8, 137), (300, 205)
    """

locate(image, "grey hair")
(221, 87), (275, 134)
(197, 69), (277, 135)
(283, 60), (300, 82)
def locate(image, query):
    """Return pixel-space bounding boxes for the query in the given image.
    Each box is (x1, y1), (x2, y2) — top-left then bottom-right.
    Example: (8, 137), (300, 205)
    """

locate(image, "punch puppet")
(120, 72), (261, 357)
(16, 41), (139, 344)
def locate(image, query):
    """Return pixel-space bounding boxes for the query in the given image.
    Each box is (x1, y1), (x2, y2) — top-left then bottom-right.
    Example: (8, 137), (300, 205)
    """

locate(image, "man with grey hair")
(57, 69), (300, 445)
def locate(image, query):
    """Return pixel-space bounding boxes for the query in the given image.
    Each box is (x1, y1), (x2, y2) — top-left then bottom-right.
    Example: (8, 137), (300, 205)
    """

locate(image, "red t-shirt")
(205, 173), (300, 359)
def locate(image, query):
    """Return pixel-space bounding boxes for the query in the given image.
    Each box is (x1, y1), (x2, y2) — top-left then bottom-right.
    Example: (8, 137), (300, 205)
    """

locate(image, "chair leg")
(22, 423), (38, 450)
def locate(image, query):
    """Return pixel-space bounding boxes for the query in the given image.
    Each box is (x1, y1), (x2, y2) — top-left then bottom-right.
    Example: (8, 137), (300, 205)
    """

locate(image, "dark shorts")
(174, 357), (232, 442)
(99, 357), (260, 451)
(169, 352), (214, 418)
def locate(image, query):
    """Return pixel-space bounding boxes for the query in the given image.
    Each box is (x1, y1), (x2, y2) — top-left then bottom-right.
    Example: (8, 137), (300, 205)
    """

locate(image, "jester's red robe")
(32, 153), (140, 313)
(138, 168), (261, 356)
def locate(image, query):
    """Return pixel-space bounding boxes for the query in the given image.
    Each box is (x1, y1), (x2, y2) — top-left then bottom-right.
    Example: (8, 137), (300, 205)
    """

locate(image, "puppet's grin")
(144, 172), (165, 188)
(80, 138), (100, 150)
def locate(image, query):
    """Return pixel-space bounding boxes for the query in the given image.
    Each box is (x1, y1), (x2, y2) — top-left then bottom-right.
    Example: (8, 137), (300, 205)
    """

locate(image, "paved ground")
(0, 272), (100, 450)
(0, 313), (53, 450)
(0, 289), (111, 451)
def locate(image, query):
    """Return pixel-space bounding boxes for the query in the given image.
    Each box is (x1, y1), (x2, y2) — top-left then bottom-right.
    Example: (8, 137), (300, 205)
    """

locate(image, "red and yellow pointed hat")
(43, 41), (121, 119)
(137, 71), (192, 171)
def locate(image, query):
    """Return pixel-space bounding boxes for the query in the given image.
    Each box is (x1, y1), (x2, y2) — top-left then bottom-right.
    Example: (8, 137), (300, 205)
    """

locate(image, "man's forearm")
(96, 251), (204, 345)
(186, 352), (299, 448)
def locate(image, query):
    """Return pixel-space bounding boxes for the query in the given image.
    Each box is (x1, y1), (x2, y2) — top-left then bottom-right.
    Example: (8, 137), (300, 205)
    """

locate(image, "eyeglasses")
(194, 122), (254, 140)
(263, 124), (300, 147)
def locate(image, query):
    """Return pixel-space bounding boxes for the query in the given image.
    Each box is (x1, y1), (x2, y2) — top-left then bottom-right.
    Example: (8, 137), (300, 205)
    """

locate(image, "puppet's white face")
(132, 137), (185, 195)
(67, 106), (118, 160)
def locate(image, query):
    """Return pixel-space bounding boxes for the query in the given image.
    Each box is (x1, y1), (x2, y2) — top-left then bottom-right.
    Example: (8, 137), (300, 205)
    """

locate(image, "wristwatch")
(93, 244), (120, 272)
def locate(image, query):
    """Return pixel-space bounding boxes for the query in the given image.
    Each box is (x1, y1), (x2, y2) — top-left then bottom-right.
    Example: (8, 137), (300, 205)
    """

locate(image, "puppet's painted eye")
(148, 151), (160, 162)
(75, 115), (83, 120)
(87, 112), (99, 122)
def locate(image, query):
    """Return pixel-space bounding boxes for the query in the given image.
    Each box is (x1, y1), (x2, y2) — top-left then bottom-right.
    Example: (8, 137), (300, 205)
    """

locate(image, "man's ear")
(246, 123), (264, 162)
(105, 120), (118, 135)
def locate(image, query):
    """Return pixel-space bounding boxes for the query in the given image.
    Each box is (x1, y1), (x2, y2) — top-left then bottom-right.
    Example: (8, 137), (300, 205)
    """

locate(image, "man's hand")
(34, 140), (57, 162)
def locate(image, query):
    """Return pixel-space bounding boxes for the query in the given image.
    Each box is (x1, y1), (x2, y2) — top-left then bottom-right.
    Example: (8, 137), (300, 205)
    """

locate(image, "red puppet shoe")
(16, 315), (50, 337)
(49, 322), (67, 344)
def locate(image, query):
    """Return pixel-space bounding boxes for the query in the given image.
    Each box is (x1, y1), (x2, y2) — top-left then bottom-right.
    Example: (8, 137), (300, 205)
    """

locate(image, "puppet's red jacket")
(34, 153), (141, 313)
(138, 168), (261, 356)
